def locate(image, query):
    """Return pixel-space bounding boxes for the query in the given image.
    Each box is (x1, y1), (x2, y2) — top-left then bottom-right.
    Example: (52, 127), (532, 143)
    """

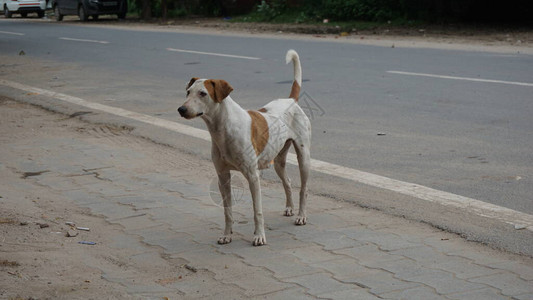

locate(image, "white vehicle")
(2, 0), (46, 18)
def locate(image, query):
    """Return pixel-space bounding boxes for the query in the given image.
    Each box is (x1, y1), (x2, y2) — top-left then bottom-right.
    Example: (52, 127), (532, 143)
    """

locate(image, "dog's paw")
(295, 216), (307, 226)
(283, 207), (294, 216)
(217, 235), (232, 244)
(252, 234), (267, 246)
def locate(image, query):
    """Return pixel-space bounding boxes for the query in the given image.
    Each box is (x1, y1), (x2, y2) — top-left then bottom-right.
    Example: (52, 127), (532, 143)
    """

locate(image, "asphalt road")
(1, 19), (532, 217)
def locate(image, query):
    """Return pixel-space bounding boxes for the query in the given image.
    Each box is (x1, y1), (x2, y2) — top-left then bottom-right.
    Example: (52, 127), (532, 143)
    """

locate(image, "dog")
(178, 50), (311, 246)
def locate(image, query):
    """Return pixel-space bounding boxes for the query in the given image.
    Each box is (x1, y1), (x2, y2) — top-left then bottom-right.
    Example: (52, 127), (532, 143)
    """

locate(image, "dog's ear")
(186, 77), (199, 89)
(204, 79), (233, 103)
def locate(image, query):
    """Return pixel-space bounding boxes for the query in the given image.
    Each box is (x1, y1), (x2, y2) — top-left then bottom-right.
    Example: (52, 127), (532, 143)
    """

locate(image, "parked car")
(1, 0), (46, 18)
(52, 0), (126, 21)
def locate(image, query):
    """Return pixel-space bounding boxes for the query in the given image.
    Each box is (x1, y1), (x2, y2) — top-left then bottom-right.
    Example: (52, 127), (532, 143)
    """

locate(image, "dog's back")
(254, 50), (311, 169)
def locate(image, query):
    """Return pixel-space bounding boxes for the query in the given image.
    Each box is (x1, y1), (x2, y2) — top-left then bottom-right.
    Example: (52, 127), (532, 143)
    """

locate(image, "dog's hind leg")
(292, 140), (310, 225)
(275, 140), (294, 217)
(217, 171), (233, 244)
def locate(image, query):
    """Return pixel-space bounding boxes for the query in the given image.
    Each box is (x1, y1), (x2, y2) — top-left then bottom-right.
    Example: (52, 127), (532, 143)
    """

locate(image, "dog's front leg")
(247, 171), (266, 246)
(217, 172), (233, 244)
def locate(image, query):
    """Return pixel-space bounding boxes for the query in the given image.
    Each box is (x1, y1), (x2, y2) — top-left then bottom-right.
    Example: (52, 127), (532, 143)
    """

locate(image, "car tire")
(4, 6), (12, 18)
(54, 5), (63, 21)
(38, 10), (44, 18)
(78, 5), (88, 21)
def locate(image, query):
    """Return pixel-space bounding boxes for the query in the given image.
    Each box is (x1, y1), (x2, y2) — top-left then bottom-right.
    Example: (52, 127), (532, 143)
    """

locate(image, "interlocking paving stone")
(220, 272), (295, 297)
(166, 200), (223, 220)
(113, 214), (165, 231)
(248, 255), (321, 279)
(430, 257), (502, 279)
(62, 189), (105, 205)
(112, 195), (171, 210)
(83, 200), (134, 218)
(322, 206), (368, 223)
(369, 258), (426, 278)
(380, 286), (448, 300)
(304, 230), (366, 251)
(212, 259), (270, 282)
(340, 228), (419, 251)
(168, 275), (247, 299)
(513, 293), (533, 300)
(342, 271), (421, 295)
(221, 243), (284, 261)
(148, 209), (209, 230)
(15, 158), (47, 173)
(35, 174), (79, 191)
(178, 227), (224, 245)
(310, 258), (376, 280)
(265, 232), (310, 250)
(334, 244), (404, 266)
(284, 273), (358, 296)
(468, 273), (533, 296)
(317, 288), (382, 300)
(100, 272), (138, 287)
(125, 284), (177, 295)
(254, 287), (314, 299)
(446, 287), (508, 300)
(391, 245), (453, 264)
(201, 255), (296, 296)
(138, 229), (198, 254)
(170, 182), (210, 199)
(176, 248), (246, 274)
(108, 234), (152, 253)
(282, 245), (347, 264)
(91, 168), (128, 182)
(82, 181), (134, 197)
(311, 230), (365, 250)
(307, 212), (351, 229)
(397, 269), (489, 295)
(445, 249), (507, 265)
(486, 261), (533, 281)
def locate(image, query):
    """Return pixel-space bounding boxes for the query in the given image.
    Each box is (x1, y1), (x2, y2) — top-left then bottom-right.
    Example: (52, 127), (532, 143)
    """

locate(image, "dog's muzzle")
(178, 106), (187, 117)
(178, 106), (203, 119)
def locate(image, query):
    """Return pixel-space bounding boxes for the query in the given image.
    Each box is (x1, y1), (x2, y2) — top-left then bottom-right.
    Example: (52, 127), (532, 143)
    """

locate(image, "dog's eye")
(199, 91), (207, 97)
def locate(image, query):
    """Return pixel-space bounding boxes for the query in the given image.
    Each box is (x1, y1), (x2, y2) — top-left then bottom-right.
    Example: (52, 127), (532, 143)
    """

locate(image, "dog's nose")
(178, 106), (187, 117)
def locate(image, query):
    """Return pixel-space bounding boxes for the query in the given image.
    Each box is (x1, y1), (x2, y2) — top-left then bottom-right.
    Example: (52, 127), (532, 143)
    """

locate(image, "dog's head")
(177, 77), (233, 119)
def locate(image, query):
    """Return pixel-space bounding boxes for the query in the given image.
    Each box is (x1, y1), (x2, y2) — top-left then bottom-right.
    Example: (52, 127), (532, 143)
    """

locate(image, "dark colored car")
(52, 0), (126, 21)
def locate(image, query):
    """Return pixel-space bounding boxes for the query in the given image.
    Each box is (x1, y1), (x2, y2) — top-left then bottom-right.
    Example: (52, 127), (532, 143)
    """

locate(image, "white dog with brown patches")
(178, 50), (311, 246)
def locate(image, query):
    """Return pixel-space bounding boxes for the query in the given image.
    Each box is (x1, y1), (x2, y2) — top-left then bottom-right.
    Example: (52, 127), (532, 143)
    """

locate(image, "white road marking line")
(59, 37), (109, 44)
(1, 78), (532, 232)
(167, 48), (260, 60)
(287, 155), (533, 231)
(387, 71), (533, 87)
(0, 30), (24, 36)
(0, 79), (210, 141)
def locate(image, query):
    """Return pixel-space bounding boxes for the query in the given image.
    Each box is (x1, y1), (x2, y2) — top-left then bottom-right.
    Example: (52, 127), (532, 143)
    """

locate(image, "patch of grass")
(231, 10), (423, 32)
(324, 18), (424, 31)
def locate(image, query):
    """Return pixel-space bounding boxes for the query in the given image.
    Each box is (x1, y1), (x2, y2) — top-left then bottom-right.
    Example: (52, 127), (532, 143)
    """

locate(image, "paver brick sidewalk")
(2, 103), (533, 299)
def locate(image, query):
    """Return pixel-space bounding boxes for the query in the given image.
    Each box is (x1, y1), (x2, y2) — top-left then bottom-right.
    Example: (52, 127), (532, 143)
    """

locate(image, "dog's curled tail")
(286, 49), (302, 102)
